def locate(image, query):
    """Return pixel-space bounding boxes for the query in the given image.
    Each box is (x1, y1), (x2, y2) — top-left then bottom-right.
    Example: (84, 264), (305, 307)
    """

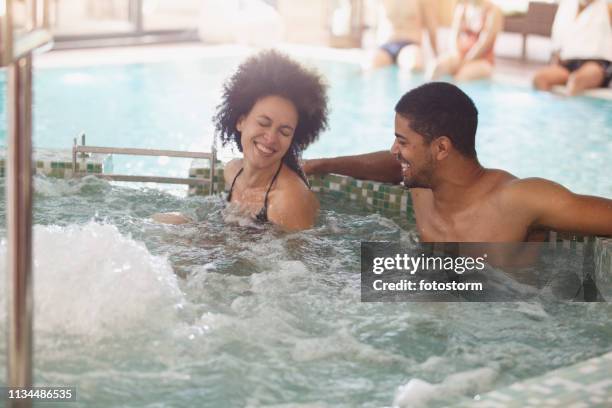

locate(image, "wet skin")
(389, 113), (612, 242)
(225, 95), (319, 231)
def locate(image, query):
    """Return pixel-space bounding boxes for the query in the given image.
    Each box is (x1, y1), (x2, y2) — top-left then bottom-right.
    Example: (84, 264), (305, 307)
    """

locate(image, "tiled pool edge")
(451, 351), (612, 407)
(0, 148), (106, 178)
(187, 162), (415, 221)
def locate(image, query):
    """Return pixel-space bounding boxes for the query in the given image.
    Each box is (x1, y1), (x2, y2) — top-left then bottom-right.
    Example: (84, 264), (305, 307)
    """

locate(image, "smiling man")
(304, 82), (612, 242)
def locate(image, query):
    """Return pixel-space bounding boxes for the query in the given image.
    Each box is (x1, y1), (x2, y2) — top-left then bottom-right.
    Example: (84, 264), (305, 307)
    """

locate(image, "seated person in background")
(369, 0), (438, 71)
(429, 0), (503, 81)
(533, 0), (612, 96)
(303, 82), (612, 242)
(154, 50), (329, 231)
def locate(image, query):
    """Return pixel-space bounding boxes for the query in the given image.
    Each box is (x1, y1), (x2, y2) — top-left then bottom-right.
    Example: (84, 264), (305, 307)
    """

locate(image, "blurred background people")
(369, 0), (438, 71)
(533, 0), (612, 96)
(429, 0), (503, 81)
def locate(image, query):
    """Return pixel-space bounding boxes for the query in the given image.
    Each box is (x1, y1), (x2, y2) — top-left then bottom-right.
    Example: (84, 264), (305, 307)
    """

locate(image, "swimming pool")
(1, 50), (612, 407)
(0, 51), (611, 196)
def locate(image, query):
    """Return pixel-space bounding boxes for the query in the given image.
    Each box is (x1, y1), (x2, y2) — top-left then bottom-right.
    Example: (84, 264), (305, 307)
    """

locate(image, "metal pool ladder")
(2, 1), (53, 407)
(72, 134), (217, 195)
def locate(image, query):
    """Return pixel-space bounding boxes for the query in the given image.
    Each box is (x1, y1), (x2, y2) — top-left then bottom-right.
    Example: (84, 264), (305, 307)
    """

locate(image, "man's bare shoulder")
(500, 176), (563, 196)
(495, 175), (570, 213)
(409, 169), (518, 204)
(483, 168), (517, 184)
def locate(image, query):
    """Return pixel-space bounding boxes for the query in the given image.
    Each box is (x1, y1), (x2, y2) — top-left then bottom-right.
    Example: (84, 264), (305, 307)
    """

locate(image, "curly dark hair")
(214, 50), (329, 183)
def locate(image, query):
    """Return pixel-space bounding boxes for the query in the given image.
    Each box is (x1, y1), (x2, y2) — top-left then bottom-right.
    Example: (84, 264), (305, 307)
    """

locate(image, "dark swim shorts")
(380, 41), (415, 63)
(560, 59), (612, 87)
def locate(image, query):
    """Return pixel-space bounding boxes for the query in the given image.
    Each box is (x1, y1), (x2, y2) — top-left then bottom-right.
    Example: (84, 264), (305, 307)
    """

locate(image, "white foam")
(223, 203), (264, 229)
(33, 175), (108, 197)
(418, 356), (448, 372)
(249, 260), (311, 294)
(0, 222), (184, 338)
(514, 302), (550, 320)
(393, 379), (438, 408)
(393, 367), (498, 408)
(292, 328), (410, 365)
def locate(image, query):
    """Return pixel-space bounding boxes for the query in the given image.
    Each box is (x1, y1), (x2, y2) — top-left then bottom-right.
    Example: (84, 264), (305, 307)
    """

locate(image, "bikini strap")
(227, 167), (244, 202)
(256, 162), (283, 222)
(264, 162), (283, 209)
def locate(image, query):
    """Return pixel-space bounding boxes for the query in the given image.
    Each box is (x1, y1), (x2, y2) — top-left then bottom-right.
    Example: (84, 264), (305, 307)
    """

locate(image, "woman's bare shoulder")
(224, 159), (243, 185)
(268, 167), (319, 231)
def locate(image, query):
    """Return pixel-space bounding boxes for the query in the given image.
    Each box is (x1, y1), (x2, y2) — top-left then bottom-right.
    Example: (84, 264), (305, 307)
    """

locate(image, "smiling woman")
(217, 50), (329, 231)
(153, 50), (329, 231)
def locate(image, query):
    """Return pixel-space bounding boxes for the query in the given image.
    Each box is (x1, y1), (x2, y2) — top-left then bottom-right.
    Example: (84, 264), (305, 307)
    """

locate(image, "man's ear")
(432, 136), (451, 160)
(236, 115), (245, 132)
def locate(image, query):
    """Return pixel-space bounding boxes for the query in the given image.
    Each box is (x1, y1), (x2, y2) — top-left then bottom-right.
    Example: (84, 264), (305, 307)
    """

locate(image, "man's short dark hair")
(394, 82), (478, 158)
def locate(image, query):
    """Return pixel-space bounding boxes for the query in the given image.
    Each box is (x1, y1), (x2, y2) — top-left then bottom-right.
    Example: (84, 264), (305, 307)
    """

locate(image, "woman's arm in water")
(303, 151), (403, 184)
(151, 212), (192, 225)
(152, 159), (244, 225)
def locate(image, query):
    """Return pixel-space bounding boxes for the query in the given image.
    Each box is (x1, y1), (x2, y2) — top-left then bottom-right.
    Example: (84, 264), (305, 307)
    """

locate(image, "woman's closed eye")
(279, 128), (293, 137)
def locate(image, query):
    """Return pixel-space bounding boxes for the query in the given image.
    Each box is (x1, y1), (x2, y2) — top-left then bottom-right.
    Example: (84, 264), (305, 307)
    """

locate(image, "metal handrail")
(72, 141), (217, 195)
(73, 145), (215, 159)
(3, 2), (53, 407)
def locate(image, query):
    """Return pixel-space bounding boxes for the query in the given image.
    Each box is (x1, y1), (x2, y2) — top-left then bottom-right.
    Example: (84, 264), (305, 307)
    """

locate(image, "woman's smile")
(253, 140), (277, 156)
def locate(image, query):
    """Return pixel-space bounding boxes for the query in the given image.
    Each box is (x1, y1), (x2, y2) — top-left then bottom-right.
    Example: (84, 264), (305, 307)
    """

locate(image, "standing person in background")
(533, 0), (612, 96)
(429, 0), (503, 81)
(369, 0), (438, 71)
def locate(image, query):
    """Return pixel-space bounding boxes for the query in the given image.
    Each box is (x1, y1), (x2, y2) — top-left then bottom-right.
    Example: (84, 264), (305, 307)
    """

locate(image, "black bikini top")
(226, 162), (283, 223)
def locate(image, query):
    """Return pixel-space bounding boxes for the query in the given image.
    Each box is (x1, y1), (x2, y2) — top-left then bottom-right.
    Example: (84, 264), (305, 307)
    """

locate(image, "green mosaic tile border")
(451, 351), (612, 408)
(308, 174), (413, 219)
(188, 161), (225, 196)
(0, 150), (105, 178)
(595, 238), (612, 301)
(187, 161), (413, 220)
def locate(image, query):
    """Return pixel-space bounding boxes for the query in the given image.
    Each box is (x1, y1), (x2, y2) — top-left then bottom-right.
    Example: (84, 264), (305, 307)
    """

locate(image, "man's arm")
(463, 5), (503, 62)
(302, 151), (403, 184)
(449, 3), (465, 54)
(510, 178), (612, 236)
(420, 0), (438, 56)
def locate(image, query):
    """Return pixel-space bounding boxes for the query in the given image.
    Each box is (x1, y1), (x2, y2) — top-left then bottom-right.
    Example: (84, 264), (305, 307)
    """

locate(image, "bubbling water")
(0, 222), (184, 338)
(0, 179), (611, 407)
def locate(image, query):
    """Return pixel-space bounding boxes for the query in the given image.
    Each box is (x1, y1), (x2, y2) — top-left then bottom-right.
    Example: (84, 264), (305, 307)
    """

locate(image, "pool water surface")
(0, 177), (611, 407)
(0, 53), (611, 196)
